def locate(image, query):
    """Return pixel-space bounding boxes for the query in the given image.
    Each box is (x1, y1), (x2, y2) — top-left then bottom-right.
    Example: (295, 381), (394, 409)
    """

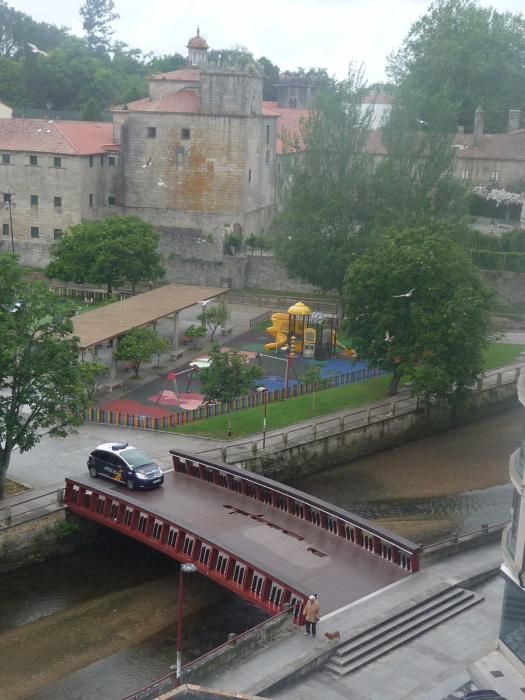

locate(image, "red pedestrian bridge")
(64, 450), (420, 621)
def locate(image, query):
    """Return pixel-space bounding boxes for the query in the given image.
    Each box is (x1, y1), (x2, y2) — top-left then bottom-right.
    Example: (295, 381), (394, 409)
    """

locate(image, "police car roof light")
(111, 442), (128, 451)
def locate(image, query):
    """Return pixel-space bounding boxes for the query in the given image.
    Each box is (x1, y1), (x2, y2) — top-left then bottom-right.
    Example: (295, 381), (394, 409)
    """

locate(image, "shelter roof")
(0, 119), (113, 155)
(73, 284), (226, 351)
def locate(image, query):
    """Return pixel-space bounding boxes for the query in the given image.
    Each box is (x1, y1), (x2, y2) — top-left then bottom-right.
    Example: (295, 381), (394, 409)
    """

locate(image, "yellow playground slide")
(264, 312), (289, 351)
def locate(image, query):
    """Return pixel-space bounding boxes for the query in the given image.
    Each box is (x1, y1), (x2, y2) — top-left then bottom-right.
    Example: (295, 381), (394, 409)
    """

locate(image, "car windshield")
(121, 448), (154, 468)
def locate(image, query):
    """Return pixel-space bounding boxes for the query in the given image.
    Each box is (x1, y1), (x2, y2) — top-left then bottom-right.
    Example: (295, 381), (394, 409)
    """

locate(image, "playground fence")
(249, 310), (273, 329)
(83, 366), (387, 431)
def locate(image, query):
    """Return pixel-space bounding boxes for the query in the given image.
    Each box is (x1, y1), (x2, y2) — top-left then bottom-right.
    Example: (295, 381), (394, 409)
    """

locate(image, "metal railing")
(198, 363), (524, 463)
(421, 520), (508, 553)
(0, 488), (65, 529)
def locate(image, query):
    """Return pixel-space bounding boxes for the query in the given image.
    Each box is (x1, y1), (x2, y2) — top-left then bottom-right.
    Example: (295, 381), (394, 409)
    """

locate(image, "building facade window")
(181, 128), (191, 140)
(108, 195), (116, 205)
(100, 155), (104, 166)
(53, 228), (62, 240)
(266, 150), (270, 165)
(89, 193), (93, 207)
(500, 575), (525, 664)
(108, 156), (116, 167)
(2, 223), (9, 236)
(147, 127), (157, 138)
(30, 226), (40, 238)
(2, 154), (10, 164)
(54, 196), (62, 208)
(3, 193), (11, 203)
(30, 194), (38, 206)
(176, 147), (185, 165)
(248, 169), (252, 183)
(29, 155), (38, 166)
(53, 157), (62, 168)
(490, 171), (500, 182)
(461, 169), (470, 180)
(89, 156), (94, 167)
(266, 125), (270, 145)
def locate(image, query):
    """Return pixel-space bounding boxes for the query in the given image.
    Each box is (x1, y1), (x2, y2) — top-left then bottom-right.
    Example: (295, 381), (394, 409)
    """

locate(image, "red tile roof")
(0, 119), (114, 155)
(452, 129), (525, 161)
(262, 101), (310, 154)
(150, 69), (201, 82)
(113, 89), (199, 114)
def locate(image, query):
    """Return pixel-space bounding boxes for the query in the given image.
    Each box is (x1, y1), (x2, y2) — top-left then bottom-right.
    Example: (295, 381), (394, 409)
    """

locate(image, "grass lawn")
(170, 341), (525, 440)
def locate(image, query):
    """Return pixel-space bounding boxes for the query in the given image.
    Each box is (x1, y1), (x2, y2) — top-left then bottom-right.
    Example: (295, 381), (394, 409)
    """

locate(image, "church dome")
(187, 28), (209, 50)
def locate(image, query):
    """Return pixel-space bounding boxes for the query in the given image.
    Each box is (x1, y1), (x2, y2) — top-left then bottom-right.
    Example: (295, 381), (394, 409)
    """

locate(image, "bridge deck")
(73, 470), (409, 614)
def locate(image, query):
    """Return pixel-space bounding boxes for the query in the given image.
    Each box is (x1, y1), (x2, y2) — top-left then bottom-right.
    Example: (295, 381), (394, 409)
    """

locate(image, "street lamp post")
(176, 562), (197, 687)
(256, 386), (268, 448)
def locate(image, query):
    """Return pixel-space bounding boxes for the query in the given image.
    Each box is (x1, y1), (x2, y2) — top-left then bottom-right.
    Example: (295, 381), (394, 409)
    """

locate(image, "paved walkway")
(198, 544), (509, 699)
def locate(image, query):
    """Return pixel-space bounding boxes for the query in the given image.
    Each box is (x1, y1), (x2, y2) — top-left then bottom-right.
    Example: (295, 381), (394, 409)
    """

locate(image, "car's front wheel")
(89, 465), (98, 478)
(126, 478), (135, 490)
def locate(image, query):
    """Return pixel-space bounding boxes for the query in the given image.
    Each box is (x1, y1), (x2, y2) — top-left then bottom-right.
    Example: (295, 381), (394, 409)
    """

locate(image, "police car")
(87, 442), (164, 490)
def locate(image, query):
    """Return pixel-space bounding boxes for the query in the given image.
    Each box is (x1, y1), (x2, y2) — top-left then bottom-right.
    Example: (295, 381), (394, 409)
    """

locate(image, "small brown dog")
(324, 630), (341, 642)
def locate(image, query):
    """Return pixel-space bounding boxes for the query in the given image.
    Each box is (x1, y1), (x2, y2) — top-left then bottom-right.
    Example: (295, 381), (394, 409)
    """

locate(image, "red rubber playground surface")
(98, 328), (366, 418)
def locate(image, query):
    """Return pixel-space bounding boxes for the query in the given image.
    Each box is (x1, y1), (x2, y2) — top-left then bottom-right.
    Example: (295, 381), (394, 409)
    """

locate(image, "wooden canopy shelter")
(72, 283), (226, 352)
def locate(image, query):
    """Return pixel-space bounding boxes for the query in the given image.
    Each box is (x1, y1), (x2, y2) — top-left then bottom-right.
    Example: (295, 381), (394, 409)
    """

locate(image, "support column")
(110, 336), (118, 380)
(172, 312), (180, 351)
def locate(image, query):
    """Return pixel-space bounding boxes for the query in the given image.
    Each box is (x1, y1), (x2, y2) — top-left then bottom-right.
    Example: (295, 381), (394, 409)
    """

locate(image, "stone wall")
(480, 269), (525, 312)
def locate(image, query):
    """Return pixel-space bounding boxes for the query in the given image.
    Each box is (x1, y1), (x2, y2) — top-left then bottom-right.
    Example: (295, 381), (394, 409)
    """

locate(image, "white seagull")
(415, 119), (429, 126)
(28, 43), (48, 56)
(452, 144), (466, 150)
(158, 178), (167, 188)
(142, 158), (152, 168)
(393, 288), (415, 298)
(384, 330), (394, 342)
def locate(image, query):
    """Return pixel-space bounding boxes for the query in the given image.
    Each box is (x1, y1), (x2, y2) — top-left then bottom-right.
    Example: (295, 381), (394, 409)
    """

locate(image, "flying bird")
(27, 43), (48, 56)
(142, 158), (152, 168)
(393, 288), (415, 298)
(158, 178), (167, 188)
(452, 144), (466, 150)
(415, 119), (429, 126)
(384, 330), (394, 342)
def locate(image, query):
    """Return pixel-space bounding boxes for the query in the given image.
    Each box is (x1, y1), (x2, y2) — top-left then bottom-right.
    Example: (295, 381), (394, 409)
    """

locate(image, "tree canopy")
(114, 327), (170, 377)
(276, 67), (374, 292)
(387, 0), (525, 132)
(0, 254), (92, 497)
(343, 226), (493, 401)
(199, 344), (263, 436)
(46, 215), (165, 294)
(80, 0), (119, 52)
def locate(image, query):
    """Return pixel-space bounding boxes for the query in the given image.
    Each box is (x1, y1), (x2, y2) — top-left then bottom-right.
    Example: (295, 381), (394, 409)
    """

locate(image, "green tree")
(198, 303), (231, 341)
(0, 254), (90, 497)
(114, 327), (170, 377)
(387, 0), (525, 132)
(80, 0), (119, 52)
(276, 66), (373, 292)
(79, 359), (108, 401)
(343, 226), (493, 401)
(46, 216), (164, 295)
(370, 94), (468, 232)
(199, 344), (263, 436)
(258, 56), (280, 101)
(184, 324), (207, 350)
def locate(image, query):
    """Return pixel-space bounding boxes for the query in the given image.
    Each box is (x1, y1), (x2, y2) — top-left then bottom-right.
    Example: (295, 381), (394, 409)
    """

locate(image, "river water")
(2, 407), (522, 699)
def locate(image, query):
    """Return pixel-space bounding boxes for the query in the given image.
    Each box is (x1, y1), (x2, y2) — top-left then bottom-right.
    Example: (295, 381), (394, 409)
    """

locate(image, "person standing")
(303, 594), (320, 637)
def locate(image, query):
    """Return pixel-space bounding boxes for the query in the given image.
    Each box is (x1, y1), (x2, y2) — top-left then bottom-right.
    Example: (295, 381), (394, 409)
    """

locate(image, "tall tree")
(258, 56), (280, 101)
(276, 67), (373, 293)
(370, 93), (469, 232)
(343, 226), (493, 401)
(0, 254), (91, 497)
(387, 0), (525, 132)
(46, 216), (165, 295)
(80, 0), (119, 52)
(199, 344), (263, 437)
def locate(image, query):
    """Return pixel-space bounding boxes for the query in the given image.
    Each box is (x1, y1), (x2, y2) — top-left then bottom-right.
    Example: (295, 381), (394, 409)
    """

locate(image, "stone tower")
(187, 27), (208, 67)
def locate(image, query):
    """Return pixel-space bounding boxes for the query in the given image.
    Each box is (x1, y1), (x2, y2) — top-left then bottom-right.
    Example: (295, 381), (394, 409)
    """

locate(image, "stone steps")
(324, 585), (483, 677)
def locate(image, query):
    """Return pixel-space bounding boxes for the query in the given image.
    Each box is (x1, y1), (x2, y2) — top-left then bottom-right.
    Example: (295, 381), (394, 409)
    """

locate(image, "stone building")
(0, 30), (284, 270)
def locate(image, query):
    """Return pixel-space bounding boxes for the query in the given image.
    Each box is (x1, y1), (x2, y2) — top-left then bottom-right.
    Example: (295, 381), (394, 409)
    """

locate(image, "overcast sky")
(10, 0), (525, 82)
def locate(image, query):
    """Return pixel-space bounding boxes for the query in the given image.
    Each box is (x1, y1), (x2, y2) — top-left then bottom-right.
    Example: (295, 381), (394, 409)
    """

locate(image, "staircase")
(325, 585), (483, 677)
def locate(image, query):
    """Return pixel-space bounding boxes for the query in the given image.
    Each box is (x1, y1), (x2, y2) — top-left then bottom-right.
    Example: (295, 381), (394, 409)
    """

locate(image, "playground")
(98, 302), (368, 418)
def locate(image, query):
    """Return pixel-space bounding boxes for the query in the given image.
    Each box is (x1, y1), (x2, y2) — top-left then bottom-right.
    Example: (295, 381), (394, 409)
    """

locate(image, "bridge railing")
(170, 449), (421, 573)
(0, 488), (64, 529)
(64, 477), (306, 623)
